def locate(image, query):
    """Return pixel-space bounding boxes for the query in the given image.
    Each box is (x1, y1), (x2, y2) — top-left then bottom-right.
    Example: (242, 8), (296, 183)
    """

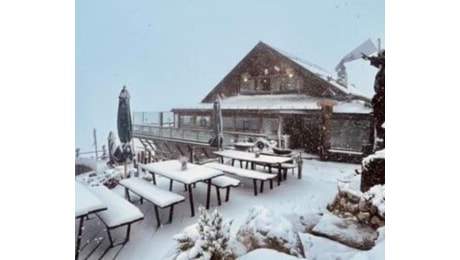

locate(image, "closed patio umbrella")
(117, 86), (133, 177)
(209, 99), (223, 150)
(117, 86), (132, 144)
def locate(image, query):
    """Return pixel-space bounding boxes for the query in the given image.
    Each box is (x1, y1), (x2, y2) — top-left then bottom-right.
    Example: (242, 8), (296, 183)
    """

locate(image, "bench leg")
(125, 188), (131, 202)
(245, 161), (249, 169)
(124, 224), (132, 243)
(169, 179), (173, 191)
(169, 205), (174, 223)
(107, 228), (114, 247)
(253, 179), (258, 196)
(240, 160), (243, 168)
(75, 217), (84, 260)
(225, 187), (231, 202)
(283, 169), (288, 180)
(184, 184), (188, 191)
(268, 165), (272, 173)
(154, 205), (161, 228)
(298, 166), (302, 179)
(151, 173), (156, 185)
(188, 184), (195, 217)
(140, 197), (144, 205)
(216, 186), (221, 206)
(206, 180), (211, 209)
(232, 159), (235, 166)
(277, 165), (282, 186)
(260, 180), (264, 193)
(270, 179), (273, 189)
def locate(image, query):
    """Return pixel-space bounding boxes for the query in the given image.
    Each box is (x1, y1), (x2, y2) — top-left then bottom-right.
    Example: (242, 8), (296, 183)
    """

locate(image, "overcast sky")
(76, 0), (384, 151)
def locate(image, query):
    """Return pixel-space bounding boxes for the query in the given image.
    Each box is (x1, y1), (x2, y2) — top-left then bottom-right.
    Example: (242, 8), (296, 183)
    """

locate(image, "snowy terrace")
(75, 156), (384, 259)
(132, 94), (372, 147)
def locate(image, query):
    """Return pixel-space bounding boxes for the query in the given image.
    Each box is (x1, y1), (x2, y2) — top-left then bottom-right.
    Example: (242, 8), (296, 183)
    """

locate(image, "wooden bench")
(90, 186), (144, 250)
(260, 151), (303, 180)
(203, 162), (277, 196)
(210, 176), (241, 206)
(119, 177), (185, 228)
(280, 153), (303, 179)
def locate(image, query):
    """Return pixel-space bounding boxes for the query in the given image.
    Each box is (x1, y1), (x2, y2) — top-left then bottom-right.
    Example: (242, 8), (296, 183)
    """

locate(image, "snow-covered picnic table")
(75, 181), (107, 218)
(75, 181), (107, 260)
(143, 160), (224, 217)
(213, 150), (293, 185)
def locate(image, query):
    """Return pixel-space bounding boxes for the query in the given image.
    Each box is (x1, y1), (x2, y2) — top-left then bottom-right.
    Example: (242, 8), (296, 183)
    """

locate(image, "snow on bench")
(90, 186), (144, 248)
(212, 175), (241, 188)
(210, 175), (241, 206)
(120, 177), (185, 227)
(203, 162), (277, 196)
(120, 178), (185, 207)
(119, 177), (185, 227)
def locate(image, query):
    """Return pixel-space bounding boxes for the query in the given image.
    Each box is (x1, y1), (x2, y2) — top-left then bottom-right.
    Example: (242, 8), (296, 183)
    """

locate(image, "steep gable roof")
(201, 41), (370, 103)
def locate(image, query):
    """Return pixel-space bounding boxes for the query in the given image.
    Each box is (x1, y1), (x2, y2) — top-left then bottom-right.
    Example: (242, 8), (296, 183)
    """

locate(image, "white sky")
(76, 0), (384, 151)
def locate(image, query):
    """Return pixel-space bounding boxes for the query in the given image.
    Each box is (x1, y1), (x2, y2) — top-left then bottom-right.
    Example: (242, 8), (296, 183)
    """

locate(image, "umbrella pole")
(124, 161), (127, 179)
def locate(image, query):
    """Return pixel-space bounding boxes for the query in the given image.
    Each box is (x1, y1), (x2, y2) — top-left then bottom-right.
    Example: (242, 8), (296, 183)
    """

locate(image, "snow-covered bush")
(363, 185), (385, 219)
(173, 206), (234, 260)
(75, 169), (122, 188)
(362, 149), (385, 171)
(360, 149), (385, 192)
(236, 206), (305, 258)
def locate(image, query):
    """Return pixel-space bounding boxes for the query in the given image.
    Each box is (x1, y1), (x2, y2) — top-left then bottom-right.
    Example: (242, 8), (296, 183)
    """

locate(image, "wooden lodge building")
(133, 42), (374, 162)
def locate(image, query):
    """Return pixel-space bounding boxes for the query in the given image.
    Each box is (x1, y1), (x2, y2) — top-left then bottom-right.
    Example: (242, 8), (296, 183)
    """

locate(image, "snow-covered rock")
(236, 206), (305, 258)
(284, 211), (322, 233)
(327, 183), (385, 228)
(238, 248), (300, 260)
(347, 227), (385, 260)
(310, 213), (378, 250)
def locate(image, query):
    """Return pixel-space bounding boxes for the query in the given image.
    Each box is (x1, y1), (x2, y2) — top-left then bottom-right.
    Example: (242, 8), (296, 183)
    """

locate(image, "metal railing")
(133, 124), (272, 145)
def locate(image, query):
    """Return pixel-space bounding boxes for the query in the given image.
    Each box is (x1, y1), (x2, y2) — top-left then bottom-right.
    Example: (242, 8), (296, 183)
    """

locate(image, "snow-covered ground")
(76, 157), (384, 259)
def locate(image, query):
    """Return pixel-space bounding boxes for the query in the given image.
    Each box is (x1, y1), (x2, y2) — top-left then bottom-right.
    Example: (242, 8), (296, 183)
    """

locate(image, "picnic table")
(143, 160), (223, 217)
(75, 181), (107, 260)
(213, 150), (293, 185)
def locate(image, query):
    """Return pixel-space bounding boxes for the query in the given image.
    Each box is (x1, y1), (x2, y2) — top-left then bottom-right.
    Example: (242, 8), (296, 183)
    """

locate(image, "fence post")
(75, 148), (80, 158)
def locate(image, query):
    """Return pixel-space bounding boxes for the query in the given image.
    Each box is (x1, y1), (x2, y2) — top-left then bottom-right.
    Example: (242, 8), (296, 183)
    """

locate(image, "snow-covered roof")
(272, 45), (370, 98)
(175, 94), (371, 114)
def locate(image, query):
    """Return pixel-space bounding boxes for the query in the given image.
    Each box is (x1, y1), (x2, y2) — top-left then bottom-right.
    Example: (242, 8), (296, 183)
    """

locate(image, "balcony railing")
(133, 124), (270, 145)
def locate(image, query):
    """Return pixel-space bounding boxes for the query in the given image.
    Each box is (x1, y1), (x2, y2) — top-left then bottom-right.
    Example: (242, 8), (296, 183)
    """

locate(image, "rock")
(357, 212), (371, 223)
(343, 212), (354, 219)
(236, 206), (305, 258)
(239, 248), (301, 260)
(370, 205), (378, 215)
(310, 213), (378, 250)
(339, 197), (347, 208)
(346, 191), (362, 203)
(284, 211), (322, 234)
(346, 202), (359, 213)
(358, 199), (369, 212)
(370, 216), (385, 227)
